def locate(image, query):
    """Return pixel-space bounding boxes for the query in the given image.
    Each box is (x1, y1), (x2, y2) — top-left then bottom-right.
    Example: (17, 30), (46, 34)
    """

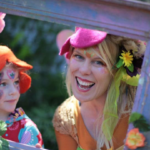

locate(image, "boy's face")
(0, 65), (20, 115)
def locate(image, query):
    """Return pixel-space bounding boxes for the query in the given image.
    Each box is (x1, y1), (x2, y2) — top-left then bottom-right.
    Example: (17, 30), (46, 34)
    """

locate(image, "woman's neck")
(80, 97), (106, 140)
(80, 95), (106, 115)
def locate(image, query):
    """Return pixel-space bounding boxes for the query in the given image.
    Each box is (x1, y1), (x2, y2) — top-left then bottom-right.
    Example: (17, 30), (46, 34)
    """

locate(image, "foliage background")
(0, 14), (72, 150)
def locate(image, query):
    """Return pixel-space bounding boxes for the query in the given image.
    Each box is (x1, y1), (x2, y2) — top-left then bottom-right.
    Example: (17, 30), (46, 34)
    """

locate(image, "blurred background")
(0, 14), (73, 150)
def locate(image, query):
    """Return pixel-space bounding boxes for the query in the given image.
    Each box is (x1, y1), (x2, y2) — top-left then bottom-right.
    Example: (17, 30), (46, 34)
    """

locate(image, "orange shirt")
(53, 96), (129, 150)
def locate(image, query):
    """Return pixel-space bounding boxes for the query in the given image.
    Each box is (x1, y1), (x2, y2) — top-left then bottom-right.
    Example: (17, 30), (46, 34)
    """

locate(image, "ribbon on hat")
(102, 66), (139, 141)
(102, 43), (144, 141)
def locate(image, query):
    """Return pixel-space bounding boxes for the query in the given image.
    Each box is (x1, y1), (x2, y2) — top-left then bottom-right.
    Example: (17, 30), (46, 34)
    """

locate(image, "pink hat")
(59, 27), (107, 58)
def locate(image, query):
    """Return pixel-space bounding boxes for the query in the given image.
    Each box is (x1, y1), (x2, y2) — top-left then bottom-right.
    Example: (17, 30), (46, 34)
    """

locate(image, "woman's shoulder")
(52, 96), (78, 134)
(58, 95), (77, 109)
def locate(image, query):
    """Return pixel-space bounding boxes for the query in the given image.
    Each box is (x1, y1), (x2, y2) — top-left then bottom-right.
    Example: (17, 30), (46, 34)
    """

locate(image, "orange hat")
(0, 45), (33, 94)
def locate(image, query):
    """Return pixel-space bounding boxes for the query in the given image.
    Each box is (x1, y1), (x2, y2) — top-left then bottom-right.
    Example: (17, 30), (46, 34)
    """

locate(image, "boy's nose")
(9, 84), (18, 96)
(79, 61), (91, 75)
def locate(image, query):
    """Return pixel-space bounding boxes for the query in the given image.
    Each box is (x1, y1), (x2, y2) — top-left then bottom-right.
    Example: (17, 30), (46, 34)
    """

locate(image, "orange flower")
(125, 128), (145, 149)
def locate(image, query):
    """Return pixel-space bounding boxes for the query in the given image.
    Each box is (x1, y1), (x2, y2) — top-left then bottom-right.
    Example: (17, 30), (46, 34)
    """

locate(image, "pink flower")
(56, 29), (74, 50)
(56, 29), (74, 64)
(0, 12), (6, 33)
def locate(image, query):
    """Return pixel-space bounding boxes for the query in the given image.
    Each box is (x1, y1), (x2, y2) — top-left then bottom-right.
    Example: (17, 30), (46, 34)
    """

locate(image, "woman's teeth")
(76, 77), (94, 87)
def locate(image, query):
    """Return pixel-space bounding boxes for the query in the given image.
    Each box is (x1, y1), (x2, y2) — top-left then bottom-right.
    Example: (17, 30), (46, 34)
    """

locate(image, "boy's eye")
(0, 82), (7, 87)
(14, 80), (19, 85)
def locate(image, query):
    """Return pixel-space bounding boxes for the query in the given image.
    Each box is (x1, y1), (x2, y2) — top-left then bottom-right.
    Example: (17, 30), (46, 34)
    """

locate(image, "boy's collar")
(6, 107), (25, 124)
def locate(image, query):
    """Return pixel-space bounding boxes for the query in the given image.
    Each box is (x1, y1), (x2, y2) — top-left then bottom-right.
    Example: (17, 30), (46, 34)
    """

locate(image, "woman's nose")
(79, 60), (91, 75)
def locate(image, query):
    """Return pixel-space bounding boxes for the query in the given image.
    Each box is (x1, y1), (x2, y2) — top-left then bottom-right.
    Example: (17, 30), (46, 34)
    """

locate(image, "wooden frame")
(0, 0), (150, 149)
(6, 140), (48, 150)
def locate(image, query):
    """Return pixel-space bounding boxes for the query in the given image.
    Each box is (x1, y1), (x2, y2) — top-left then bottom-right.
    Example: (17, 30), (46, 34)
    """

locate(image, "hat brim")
(19, 72), (31, 94)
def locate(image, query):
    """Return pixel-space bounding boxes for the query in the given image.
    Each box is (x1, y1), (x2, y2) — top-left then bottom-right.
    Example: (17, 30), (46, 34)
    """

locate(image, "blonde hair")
(66, 34), (143, 149)
(96, 35), (137, 149)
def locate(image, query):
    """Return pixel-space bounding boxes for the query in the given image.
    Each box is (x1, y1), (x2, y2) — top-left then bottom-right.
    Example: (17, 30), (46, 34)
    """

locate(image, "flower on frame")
(125, 128), (145, 149)
(0, 12), (6, 33)
(120, 51), (133, 67)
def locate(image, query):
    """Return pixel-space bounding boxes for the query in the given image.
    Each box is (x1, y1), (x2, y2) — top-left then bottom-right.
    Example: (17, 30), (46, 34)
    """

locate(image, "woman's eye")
(74, 54), (84, 60)
(0, 82), (7, 87)
(93, 60), (104, 66)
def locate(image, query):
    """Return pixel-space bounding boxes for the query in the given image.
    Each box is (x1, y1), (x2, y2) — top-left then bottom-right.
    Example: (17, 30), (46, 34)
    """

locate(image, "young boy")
(0, 45), (44, 147)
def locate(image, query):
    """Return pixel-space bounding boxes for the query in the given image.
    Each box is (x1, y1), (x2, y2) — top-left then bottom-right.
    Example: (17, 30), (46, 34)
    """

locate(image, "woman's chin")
(74, 94), (93, 103)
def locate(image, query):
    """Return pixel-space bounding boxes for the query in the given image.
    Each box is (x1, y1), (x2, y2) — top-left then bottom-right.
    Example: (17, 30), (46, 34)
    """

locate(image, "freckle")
(98, 68), (102, 71)
(0, 90), (3, 99)
(86, 53), (91, 58)
(98, 68), (107, 74)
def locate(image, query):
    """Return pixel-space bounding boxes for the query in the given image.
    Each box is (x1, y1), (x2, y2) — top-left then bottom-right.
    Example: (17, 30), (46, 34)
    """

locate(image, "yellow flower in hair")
(120, 51), (133, 67)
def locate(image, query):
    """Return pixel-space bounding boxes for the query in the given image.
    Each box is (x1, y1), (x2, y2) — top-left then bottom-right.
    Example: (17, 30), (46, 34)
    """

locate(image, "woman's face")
(69, 48), (112, 103)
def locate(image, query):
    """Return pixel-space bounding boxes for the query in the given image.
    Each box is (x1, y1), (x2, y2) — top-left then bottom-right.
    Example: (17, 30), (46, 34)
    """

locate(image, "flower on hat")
(125, 128), (145, 149)
(0, 12), (6, 33)
(120, 51), (133, 67)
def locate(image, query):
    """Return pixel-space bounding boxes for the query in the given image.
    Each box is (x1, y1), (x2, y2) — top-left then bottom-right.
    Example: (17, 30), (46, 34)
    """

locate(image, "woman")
(53, 27), (145, 150)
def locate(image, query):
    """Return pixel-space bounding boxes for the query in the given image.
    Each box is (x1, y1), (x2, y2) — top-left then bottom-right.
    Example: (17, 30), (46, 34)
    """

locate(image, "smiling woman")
(52, 27), (146, 150)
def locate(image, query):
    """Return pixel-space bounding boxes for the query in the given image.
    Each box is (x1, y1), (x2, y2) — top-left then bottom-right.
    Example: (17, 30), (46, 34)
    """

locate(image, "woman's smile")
(76, 77), (95, 92)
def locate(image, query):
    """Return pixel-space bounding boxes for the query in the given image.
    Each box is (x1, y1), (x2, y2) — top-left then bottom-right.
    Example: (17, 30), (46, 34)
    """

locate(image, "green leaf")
(0, 140), (2, 149)
(128, 63), (134, 72)
(116, 59), (124, 68)
(1, 138), (9, 150)
(77, 147), (84, 150)
(10, 32), (24, 47)
(129, 112), (142, 123)
(0, 121), (7, 136)
(133, 115), (150, 132)
(17, 44), (31, 59)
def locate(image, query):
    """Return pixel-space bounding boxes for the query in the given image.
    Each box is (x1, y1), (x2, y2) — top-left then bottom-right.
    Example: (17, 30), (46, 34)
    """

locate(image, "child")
(0, 45), (44, 147)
